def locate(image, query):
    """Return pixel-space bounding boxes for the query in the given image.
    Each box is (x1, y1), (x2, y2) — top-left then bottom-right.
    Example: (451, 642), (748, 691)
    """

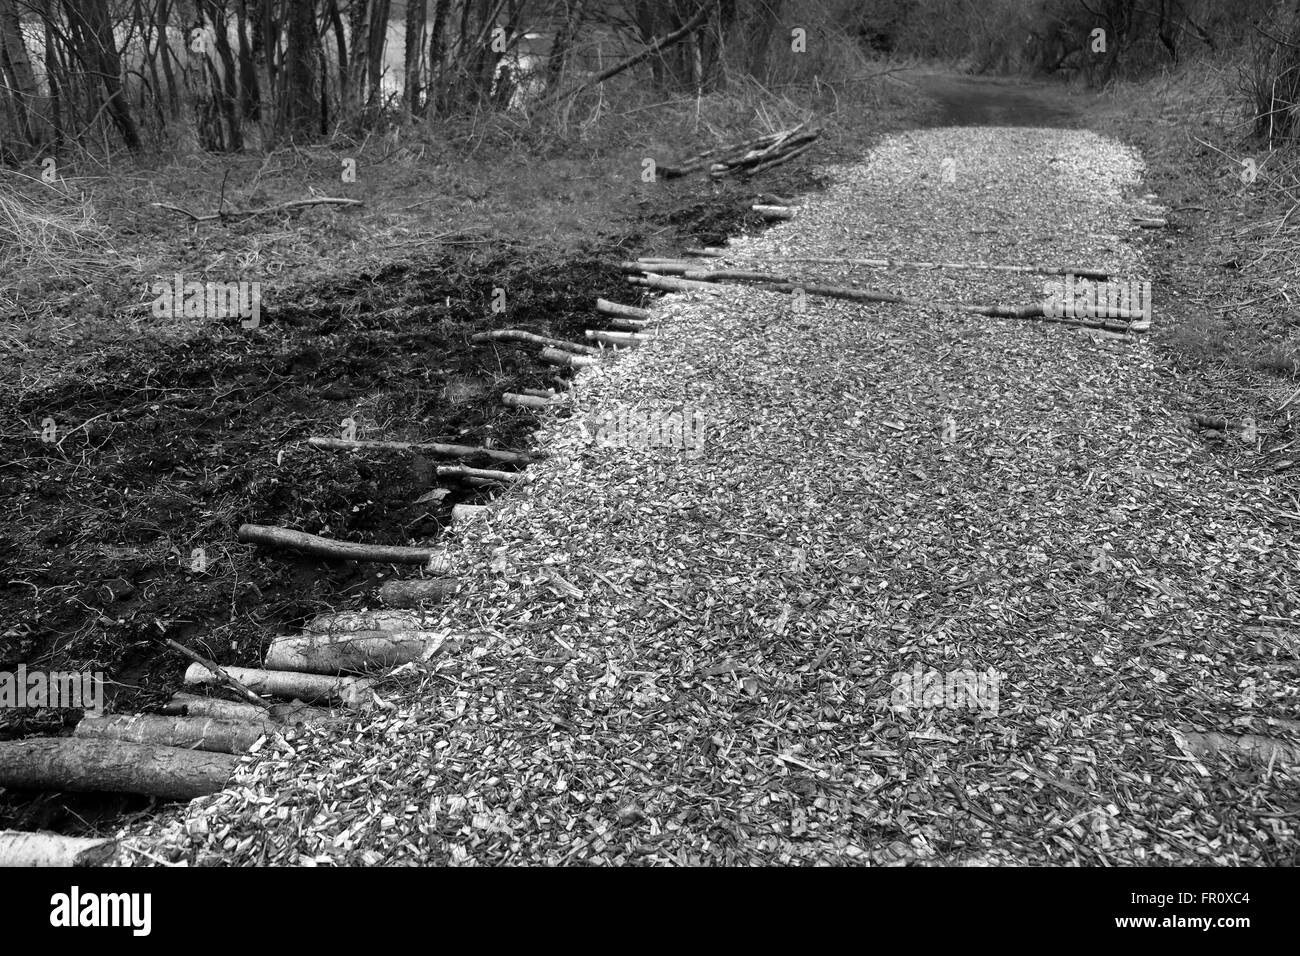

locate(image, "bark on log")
(0, 739), (238, 800)
(634, 274), (725, 293)
(378, 578), (460, 608)
(1181, 729), (1300, 764)
(265, 630), (450, 674)
(503, 392), (556, 409)
(1134, 218), (1167, 228)
(238, 524), (439, 564)
(74, 714), (270, 754)
(752, 204), (797, 220)
(520, 387), (559, 399)
(307, 436), (533, 465)
(0, 830), (120, 867)
(622, 260), (691, 275)
(539, 346), (599, 367)
(608, 317), (651, 330)
(735, 139), (818, 177)
(768, 255), (1112, 281)
(682, 269), (791, 283)
(307, 609), (432, 633)
(451, 504), (488, 526)
(436, 465), (520, 483)
(471, 329), (600, 355)
(184, 663), (372, 706)
(684, 247), (726, 257)
(586, 330), (651, 346)
(162, 693), (332, 724)
(595, 299), (651, 320)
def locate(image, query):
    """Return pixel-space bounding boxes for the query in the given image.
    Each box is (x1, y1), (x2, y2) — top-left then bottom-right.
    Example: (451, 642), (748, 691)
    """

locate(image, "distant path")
(905, 71), (1085, 127)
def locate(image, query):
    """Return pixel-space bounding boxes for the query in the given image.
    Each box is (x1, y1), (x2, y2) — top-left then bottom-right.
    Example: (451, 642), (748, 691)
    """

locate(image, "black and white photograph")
(0, 0), (1292, 924)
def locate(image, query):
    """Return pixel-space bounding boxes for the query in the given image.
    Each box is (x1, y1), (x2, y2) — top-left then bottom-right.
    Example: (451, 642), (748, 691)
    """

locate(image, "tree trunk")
(425, 0), (451, 113)
(0, 0), (44, 146)
(0, 830), (119, 867)
(74, 713), (271, 754)
(546, 0), (587, 89)
(0, 739), (237, 799)
(402, 0), (427, 116)
(183, 662), (373, 706)
(64, 0), (142, 150)
(283, 0), (318, 138)
(264, 629), (450, 674)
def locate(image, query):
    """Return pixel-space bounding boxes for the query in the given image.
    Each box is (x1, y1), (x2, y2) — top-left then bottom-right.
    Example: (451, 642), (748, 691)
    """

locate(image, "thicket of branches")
(0, 0), (887, 161)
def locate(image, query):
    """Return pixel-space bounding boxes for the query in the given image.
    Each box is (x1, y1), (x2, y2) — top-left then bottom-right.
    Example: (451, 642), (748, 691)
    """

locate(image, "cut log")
(608, 317), (651, 330)
(238, 524), (438, 565)
(586, 330), (651, 346)
(765, 255), (1112, 281)
(378, 578), (459, 608)
(436, 464), (520, 483)
(74, 714), (270, 754)
(752, 204), (797, 220)
(595, 299), (651, 321)
(0, 830), (119, 867)
(265, 630), (450, 674)
(684, 247), (726, 257)
(306, 609), (432, 633)
(184, 662), (372, 706)
(635, 273), (726, 293)
(520, 387), (559, 398)
(682, 269), (791, 283)
(306, 436), (533, 466)
(451, 504), (488, 526)
(0, 739), (238, 799)
(636, 257), (693, 266)
(162, 693), (332, 724)
(622, 260), (691, 276)
(1180, 729), (1300, 764)
(539, 346), (599, 368)
(471, 329), (600, 356)
(503, 392), (557, 409)
(1134, 218), (1167, 228)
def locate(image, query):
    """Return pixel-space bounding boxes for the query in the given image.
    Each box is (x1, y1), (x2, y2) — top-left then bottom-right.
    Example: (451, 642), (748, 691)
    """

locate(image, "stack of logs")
(0, 605), (461, 866)
(659, 125), (821, 180)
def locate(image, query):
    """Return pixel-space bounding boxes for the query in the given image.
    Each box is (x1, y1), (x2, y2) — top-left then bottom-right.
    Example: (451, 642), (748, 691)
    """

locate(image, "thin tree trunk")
(283, 0), (317, 138)
(0, 0), (45, 145)
(402, 0), (426, 115)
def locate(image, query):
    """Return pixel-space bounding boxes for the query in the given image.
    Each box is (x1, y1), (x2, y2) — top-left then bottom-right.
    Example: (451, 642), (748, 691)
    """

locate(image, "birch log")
(184, 663), (372, 706)
(74, 714), (270, 754)
(307, 436), (533, 465)
(595, 299), (651, 321)
(379, 578), (460, 607)
(0, 831), (119, 867)
(238, 524), (439, 564)
(471, 329), (600, 355)
(0, 739), (238, 799)
(539, 346), (599, 368)
(264, 630), (449, 674)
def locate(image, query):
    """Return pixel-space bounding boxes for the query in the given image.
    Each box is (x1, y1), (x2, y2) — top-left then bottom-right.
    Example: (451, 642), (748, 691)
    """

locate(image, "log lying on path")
(746, 255), (1113, 281)
(75, 713), (270, 754)
(161, 636), (268, 711)
(503, 392), (559, 409)
(379, 578), (460, 608)
(162, 693), (332, 724)
(539, 346), (599, 368)
(586, 330), (652, 347)
(436, 464), (520, 484)
(1134, 217), (1167, 228)
(633, 273), (726, 293)
(752, 204), (797, 220)
(595, 298), (651, 321)
(3, 831), (119, 867)
(184, 663), (372, 707)
(1179, 729), (1300, 764)
(682, 268), (791, 283)
(608, 317), (651, 330)
(647, 272), (1150, 331)
(307, 436), (534, 466)
(238, 524), (439, 565)
(684, 247), (726, 257)
(0, 739), (238, 800)
(265, 630), (451, 675)
(471, 329), (599, 356)
(306, 609), (431, 633)
(451, 504), (488, 526)
(622, 260), (691, 276)
(0, 830), (120, 867)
